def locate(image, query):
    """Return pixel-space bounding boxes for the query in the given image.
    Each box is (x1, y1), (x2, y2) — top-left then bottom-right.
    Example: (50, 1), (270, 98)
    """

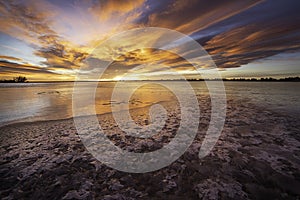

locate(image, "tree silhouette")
(14, 76), (27, 83)
(0, 76), (28, 83)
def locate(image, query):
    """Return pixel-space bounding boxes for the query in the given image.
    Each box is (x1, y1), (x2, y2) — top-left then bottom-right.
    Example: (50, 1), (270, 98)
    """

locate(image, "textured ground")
(0, 97), (299, 199)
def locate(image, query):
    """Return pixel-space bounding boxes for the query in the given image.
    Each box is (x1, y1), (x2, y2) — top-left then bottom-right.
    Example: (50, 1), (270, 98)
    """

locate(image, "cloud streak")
(0, 0), (299, 80)
(0, 60), (72, 81)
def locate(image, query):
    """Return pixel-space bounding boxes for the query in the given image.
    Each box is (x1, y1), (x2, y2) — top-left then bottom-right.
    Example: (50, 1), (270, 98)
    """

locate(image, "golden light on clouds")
(0, 0), (299, 81)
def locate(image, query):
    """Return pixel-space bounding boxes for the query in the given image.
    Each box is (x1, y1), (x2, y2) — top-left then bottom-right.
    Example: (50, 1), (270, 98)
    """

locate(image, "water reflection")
(0, 82), (299, 126)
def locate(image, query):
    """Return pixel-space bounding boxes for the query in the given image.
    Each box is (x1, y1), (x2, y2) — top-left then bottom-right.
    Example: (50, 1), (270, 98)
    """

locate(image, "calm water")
(0, 81), (299, 127)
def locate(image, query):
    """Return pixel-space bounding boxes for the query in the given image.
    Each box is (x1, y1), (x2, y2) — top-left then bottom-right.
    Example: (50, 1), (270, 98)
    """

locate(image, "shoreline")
(0, 96), (298, 130)
(1, 97), (300, 199)
(0, 99), (175, 129)
(1, 78), (300, 84)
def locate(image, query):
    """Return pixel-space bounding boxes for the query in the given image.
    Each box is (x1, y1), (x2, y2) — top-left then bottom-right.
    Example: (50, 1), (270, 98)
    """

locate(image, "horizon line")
(1, 76), (300, 83)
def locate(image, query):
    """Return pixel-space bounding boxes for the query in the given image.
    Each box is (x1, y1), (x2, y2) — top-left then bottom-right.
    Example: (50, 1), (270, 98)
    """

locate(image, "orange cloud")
(1, 0), (299, 80)
(0, 55), (22, 61)
(90, 0), (145, 20)
(0, 60), (73, 81)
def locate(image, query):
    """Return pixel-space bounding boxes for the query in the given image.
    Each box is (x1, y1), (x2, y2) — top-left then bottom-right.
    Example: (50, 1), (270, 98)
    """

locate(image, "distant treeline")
(0, 76), (27, 83)
(187, 77), (300, 82)
(0, 76), (299, 83)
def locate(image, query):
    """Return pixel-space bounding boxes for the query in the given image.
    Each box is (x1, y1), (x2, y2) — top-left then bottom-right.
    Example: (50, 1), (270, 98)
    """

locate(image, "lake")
(0, 81), (299, 127)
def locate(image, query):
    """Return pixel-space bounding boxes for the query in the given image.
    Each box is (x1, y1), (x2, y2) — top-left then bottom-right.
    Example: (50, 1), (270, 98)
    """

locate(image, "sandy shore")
(0, 96), (300, 199)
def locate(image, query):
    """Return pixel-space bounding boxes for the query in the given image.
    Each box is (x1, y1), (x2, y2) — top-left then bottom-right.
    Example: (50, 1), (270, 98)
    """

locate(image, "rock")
(144, 119), (149, 125)
(62, 190), (86, 199)
(162, 179), (177, 192)
(102, 194), (127, 200)
(109, 180), (124, 191)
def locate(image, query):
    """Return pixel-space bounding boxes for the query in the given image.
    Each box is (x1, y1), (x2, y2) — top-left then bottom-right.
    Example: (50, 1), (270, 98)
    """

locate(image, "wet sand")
(0, 96), (300, 199)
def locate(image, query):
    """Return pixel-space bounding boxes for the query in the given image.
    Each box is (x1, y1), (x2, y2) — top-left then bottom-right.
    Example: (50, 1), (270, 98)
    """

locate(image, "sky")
(0, 0), (300, 81)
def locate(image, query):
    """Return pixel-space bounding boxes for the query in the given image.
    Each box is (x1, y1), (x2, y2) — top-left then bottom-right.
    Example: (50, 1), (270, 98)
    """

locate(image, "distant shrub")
(14, 76), (27, 83)
(0, 76), (28, 83)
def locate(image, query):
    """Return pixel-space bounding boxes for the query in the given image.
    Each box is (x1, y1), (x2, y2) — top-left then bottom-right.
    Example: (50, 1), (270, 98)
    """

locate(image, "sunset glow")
(1, 1), (300, 198)
(0, 0), (300, 81)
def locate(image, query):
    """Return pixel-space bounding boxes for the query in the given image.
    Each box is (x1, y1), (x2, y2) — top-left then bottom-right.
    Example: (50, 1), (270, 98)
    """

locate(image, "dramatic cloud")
(0, 0), (56, 45)
(0, 55), (22, 61)
(0, 0), (90, 76)
(0, 0), (299, 80)
(0, 60), (72, 81)
(146, 0), (263, 34)
(90, 0), (145, 20)
(203, 0), (300, 68)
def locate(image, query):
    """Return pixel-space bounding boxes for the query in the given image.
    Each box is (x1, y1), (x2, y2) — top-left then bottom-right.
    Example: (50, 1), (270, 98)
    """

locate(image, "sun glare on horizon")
(112, 75), (123, 81)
